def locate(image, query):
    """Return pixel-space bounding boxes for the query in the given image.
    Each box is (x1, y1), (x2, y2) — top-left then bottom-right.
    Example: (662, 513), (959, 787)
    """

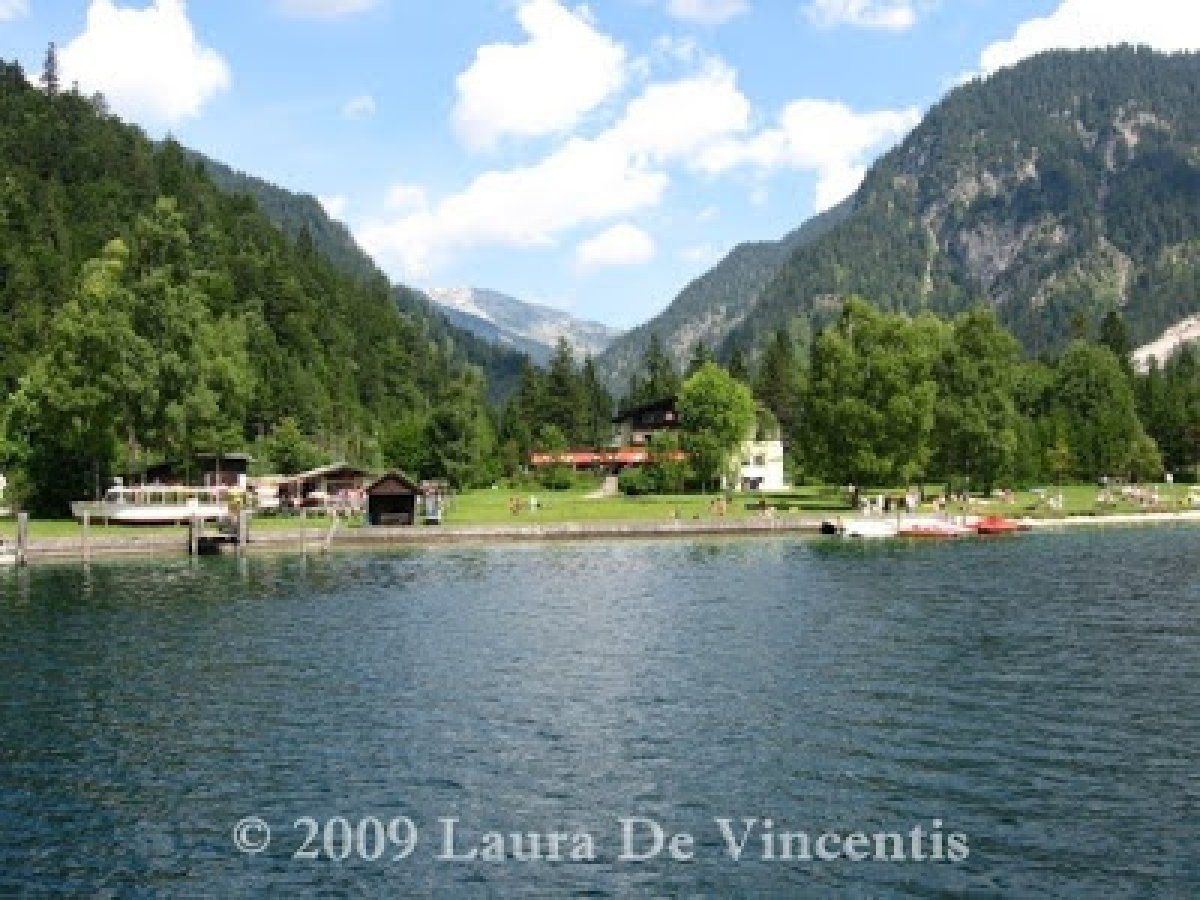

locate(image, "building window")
(753, 454), (766, 467)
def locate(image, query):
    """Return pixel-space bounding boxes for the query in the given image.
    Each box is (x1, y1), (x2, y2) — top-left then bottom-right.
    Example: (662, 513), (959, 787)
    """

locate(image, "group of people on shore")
(509, 495), (539, 515)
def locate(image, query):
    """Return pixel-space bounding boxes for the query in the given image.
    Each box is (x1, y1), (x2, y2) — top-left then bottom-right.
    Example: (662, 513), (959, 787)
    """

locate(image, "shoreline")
(4, 509), (1200, 563)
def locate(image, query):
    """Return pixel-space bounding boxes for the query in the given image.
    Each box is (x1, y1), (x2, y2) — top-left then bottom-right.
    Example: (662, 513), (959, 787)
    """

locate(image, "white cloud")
(453, 0), (626, 150)
(607, 56), (750, 163)
(576, 223), (656, 269)
(59, 0), (230, 125)
(666, 0), (749, 26)
(276, 0), (379, 18)
(358, 137), (668, 277)
(978, 0), (1200, 75)
(318, 194), (348, 219)
(384, 183), (427, 212)
(805, 0), (917, 31)
(0, 0), (29, 22)
(698, 98), (919, 211)
(341, 93), (376, 120)
(359, 56), (750, 278)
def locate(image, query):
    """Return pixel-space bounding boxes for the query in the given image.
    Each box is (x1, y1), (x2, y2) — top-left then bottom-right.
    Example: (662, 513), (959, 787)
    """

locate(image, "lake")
(1, 529), (1197, 897)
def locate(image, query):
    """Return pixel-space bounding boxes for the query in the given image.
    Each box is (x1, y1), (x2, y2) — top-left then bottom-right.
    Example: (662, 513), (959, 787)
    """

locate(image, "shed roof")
(366, 471), (423, 495)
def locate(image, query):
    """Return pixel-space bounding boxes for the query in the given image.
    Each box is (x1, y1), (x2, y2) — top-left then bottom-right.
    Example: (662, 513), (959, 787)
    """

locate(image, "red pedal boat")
(975, 515), (1029, 535)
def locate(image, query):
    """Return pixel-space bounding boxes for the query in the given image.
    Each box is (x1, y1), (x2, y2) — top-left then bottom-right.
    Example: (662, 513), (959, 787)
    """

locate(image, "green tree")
(804, 298), (946, 486)
(678, 362), (757, 490)
(625, 333), (681, 408)
(263, 416), (325, 474)
(39, 43), (59, 96)
(754, 326), (803, 440)
(933, 309), (1022, 490)
(542, 337), (586, 441)
(579, 355), (614, 448)
(381, 412), (430, 476)
(6, 239), (156, 513)
(1051, 341), (1146, 478)
(686, 340), (714, 377)
(425, 374), (498, 488)
(644, 430), (690, 493)
(727, 346), (750, 383)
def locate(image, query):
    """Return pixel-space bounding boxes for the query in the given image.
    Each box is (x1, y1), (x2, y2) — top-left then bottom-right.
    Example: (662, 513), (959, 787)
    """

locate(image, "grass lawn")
(2, 483), (1194, 536)
(443, 483), (857, 525)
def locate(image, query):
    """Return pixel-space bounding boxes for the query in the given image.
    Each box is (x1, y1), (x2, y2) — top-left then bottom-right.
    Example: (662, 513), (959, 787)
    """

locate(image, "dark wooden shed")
(365, 471), (423, 526)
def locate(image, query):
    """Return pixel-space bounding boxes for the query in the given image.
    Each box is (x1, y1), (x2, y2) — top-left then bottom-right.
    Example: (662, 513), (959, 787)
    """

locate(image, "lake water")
(1, 529), (1198, 897)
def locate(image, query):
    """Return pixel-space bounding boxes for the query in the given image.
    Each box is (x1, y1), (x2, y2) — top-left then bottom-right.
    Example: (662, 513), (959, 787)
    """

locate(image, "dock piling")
(81, 511), (90, 564)
(16, 511), (28, 566)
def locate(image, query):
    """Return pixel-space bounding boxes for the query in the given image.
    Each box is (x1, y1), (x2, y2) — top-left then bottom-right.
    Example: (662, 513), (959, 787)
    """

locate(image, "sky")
(4, 0), (1200, 329)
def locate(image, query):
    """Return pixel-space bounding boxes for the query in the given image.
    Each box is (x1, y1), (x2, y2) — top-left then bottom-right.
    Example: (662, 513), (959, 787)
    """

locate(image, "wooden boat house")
(365, 471), (423, 526)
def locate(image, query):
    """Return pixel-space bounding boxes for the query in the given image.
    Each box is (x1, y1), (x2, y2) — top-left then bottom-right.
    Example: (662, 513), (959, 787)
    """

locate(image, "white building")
(734, 438), (786, 492)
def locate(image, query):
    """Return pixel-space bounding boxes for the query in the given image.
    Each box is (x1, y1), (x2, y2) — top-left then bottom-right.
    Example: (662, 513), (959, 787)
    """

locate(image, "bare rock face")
(714, 49), (1200, 359)
(1133, 314), (1200, 371)
(429, 287), (622, 365)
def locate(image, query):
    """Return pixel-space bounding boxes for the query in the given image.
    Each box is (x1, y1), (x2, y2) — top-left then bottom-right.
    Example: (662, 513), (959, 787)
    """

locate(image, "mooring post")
(300, 507), (307, 555)
(16, 511), (28, 566)
(238, 508), (249, 551)
(189, 515), (199, 556)
(81, 511), (90, 564)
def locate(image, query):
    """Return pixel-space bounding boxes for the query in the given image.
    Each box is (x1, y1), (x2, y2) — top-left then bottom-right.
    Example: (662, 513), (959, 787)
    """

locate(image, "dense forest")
(191, 151), (528, 402)
(0, 54), (512, 513)
(721, 47), (1200, 360)
(604, 301), (1200, 494)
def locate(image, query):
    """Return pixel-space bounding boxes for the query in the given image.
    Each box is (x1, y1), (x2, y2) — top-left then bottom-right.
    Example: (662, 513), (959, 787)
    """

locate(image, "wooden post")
(81, 511), (90, 564)
(300, 507), (307, 555)
(189, 514), (199, 557)
(16, 511), (28, 566)
(237, 509), (249, 551)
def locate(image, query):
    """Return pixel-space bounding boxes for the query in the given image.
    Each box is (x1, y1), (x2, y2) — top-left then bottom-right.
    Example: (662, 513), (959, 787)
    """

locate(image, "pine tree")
(39, 43), (59, 97)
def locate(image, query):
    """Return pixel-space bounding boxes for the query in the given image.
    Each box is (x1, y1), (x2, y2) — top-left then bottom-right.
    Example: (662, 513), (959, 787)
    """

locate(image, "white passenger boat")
(71, 484), (232, 525)
(0, 537), (15, 566)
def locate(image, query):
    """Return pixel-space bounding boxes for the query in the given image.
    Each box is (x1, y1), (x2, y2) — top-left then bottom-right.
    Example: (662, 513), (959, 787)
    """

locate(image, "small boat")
(897, 518), (971, 539)
(974, 515), (1029, 535)
(0, 537), (16, 566)
(840, 518), (899, 539)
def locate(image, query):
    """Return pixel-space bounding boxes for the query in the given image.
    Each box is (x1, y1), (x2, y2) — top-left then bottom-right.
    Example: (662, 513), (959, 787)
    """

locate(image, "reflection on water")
(1, 530), (1198, 897)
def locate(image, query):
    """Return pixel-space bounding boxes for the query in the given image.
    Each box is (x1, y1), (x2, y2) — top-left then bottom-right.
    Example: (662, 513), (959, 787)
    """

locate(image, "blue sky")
(4, 1), (1200, 328)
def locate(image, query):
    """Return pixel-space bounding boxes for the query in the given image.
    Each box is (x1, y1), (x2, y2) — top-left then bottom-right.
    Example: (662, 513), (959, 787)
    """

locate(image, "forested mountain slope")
(723, 47), (1200, 358)
(190, 152), (528, 400)
(597, 199), (850, 390)
(0, 59), (499, 511)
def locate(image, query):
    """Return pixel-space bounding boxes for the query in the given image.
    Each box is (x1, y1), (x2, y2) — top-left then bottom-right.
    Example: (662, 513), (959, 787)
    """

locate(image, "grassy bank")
(2, 482), (1195, 538)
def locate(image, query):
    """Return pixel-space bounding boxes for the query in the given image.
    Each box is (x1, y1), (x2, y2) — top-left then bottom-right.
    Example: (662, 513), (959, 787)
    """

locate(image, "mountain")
(429, 287), (622, 365)
(596, 199), (851, 391)
(189, 154), (528, 400)
(0, 58), (504, 510)
(191, 152), (379, 283)
(721, 47), (1200, 359)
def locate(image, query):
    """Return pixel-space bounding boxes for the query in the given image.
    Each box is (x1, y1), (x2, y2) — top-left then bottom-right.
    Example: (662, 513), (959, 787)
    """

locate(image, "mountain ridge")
(596, 198), (852, 391)
(429, 287), (621, 365)
(721, 46), (1200, 359)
